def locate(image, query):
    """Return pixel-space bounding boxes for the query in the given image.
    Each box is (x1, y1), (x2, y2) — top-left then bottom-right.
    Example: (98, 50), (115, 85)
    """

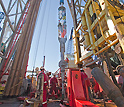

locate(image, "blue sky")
(27, 0), (73, 73)
(0, 0), (73, 73)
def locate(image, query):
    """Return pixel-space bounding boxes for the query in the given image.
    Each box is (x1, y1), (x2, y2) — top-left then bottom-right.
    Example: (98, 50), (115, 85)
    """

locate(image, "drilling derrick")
(0, 0), (42, 96)
(58, 0), (67, 100)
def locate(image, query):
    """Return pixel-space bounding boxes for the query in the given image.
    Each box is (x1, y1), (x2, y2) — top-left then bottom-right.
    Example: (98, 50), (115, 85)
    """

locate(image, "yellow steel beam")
(103, 0), (124, 51)
(73, 30), (80, 64)
(85, 8), (96, 51)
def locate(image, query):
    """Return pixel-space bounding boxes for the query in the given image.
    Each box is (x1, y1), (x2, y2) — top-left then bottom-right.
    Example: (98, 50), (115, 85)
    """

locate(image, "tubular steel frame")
(67, 0), (124, 65)
(0, 0), (30, 82)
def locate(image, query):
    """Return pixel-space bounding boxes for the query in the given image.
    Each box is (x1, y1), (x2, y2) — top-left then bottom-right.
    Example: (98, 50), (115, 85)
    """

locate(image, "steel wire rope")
(42, 0), (51, 56)
(31, 0), (48, 70)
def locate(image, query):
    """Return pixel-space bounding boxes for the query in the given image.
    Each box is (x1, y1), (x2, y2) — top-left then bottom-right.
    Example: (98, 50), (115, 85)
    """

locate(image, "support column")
(59, 38), (67, 100)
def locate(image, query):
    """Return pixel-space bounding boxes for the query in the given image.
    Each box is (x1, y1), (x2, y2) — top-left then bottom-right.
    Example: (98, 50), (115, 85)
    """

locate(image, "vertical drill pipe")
(9, 0), (37, 96)
(61, 42), (65, 100)
(58, 0), (67, 100)
(43, 56), (45, 67)
(3, 0), (34, 96)
(15, 0), (42, 95)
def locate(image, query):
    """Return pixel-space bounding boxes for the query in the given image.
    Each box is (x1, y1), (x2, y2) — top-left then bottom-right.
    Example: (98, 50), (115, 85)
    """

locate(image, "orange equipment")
(67, 68), (98, 107)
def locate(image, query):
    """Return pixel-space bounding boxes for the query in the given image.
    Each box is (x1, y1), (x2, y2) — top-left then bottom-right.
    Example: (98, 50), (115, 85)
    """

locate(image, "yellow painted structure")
(71, 0), (124, 64)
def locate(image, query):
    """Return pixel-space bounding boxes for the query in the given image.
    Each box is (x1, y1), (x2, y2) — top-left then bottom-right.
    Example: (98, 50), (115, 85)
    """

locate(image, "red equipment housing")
(67, 68), (98, 107)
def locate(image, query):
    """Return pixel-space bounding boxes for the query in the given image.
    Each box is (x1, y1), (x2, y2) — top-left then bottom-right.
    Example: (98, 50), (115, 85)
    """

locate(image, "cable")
(43, 0), (51, 56)
(32, 0), (48, 69)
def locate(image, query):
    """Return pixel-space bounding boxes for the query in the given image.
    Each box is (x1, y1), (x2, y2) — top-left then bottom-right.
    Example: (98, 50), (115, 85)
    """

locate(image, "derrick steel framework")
(66, 0), (124, 88)
(0, 0), (42, 96)
(67, 0), (124, 65)
(0, 0), (30, 82)
(67, 0), (86, 67)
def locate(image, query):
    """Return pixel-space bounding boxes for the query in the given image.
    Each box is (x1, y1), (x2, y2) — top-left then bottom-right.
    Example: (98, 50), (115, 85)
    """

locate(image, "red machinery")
(67, 69), (98, 107)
